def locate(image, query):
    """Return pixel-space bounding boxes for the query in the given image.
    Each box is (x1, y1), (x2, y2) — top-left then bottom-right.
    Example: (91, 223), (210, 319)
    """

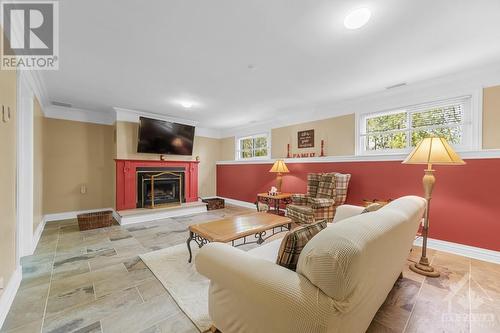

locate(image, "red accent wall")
(115, 159), (199, 211)
(217, 159), (500, 251)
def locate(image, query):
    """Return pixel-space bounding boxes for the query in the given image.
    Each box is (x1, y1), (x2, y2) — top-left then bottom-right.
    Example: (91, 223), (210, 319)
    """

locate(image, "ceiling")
(42, 0), (500, 129)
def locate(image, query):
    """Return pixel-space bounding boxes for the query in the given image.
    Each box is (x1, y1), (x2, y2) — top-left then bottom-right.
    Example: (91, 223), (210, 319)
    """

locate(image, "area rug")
(140, 244), (210, 332)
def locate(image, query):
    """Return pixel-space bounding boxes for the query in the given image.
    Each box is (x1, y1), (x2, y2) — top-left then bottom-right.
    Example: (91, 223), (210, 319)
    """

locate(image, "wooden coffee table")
(186, 212), (291, 263)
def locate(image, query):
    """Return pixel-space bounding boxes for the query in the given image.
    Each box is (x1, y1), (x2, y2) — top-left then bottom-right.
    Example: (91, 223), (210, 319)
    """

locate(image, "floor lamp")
(402, 137), (465, 277)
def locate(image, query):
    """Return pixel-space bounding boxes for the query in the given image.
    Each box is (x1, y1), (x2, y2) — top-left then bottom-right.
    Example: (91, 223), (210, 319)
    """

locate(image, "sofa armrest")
(291, 193), (309, 205)
(309, 197), (334, 208)
(332, 204), (365, 223)
(195, 243), (334, 332)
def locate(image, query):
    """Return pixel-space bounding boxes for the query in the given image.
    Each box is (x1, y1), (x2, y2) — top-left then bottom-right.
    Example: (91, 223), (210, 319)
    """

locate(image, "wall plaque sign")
(298, 129), (314, 148)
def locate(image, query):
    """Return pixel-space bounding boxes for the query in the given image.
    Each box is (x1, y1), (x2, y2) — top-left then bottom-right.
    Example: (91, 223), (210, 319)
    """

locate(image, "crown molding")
(18, 70), (50, 114)
(44, 105), (115, 125)
(113, 107), (223, 138)
(113, 106), (198, 126)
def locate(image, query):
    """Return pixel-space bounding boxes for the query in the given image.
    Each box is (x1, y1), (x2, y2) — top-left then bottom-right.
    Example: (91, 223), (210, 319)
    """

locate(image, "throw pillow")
(361, 203), (383, 213)
(316, 173), (336, 199)
(276, 220), (327, 271)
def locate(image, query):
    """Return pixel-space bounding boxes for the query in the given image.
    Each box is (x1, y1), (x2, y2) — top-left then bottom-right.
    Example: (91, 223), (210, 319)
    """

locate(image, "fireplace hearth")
(136, 167), (185, 208)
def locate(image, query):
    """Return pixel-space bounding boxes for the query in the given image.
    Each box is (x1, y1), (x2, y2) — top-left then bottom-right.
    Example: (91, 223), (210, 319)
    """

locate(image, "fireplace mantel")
(115, 159), (199, 211)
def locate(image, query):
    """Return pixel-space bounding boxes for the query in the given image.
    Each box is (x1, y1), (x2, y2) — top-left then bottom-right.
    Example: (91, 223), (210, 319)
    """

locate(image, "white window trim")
(235, 132), (271, 160)
(356, 93), (482, 156)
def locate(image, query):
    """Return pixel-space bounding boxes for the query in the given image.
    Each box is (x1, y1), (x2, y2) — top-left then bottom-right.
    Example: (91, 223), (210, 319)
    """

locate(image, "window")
(236, 133), (269, 159)
(358, 96), (475, 154)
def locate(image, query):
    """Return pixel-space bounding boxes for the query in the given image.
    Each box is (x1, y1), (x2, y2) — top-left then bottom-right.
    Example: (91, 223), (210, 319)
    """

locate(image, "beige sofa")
(196, 196), (426, 333)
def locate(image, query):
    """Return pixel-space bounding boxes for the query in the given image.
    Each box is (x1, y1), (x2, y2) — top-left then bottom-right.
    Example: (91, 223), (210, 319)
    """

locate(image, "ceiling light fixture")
(179, 101), (194, 109)
(344, 7), (371, 30)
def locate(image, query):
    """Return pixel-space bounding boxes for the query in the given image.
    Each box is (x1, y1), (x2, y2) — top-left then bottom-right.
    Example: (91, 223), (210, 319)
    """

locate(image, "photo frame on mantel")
(298, 129), (314, 148)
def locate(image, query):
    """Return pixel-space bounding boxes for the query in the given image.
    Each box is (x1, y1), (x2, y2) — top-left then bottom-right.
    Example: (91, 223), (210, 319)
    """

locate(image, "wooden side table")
(362, 199), (393, 207)
(257, 193), (293, 216)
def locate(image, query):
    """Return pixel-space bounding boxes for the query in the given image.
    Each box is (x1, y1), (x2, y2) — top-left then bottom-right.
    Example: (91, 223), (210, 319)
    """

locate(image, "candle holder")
(286, 143), (291, 158)
(320, 140), (325, 157)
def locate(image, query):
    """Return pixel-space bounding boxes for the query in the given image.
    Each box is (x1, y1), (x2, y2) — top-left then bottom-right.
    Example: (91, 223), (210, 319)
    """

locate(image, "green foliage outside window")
(364, 105), (463, 151)
(239, 135), (268, 159)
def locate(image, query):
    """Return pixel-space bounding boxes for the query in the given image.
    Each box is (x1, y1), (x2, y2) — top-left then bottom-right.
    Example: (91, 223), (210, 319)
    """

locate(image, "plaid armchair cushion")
(291, 194), (309, 205)
(286, 204), (315, 225)
(308, 197), (334, 208)
(316, 173), (336, 199)
(306, 173), (322, 197)
(333, 173), (351, 206)
(276, 220), (327, 271)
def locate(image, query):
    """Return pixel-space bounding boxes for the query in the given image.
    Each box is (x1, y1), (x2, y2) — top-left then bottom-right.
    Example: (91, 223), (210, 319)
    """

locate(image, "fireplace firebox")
(136, 167), (185, 208)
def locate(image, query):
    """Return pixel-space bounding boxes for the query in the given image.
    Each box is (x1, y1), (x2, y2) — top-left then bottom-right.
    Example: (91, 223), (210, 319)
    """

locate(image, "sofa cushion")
(316, 173), (336, 199)
(276, 220), (327, 271)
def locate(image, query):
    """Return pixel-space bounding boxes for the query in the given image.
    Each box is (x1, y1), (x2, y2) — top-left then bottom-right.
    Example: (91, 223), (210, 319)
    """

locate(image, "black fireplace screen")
(136, 168), (185, 208)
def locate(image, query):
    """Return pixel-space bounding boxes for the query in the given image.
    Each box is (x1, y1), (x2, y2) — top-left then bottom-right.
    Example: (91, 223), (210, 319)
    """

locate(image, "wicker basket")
(77, 210), (114, 231)
(202, 197), (225, 210)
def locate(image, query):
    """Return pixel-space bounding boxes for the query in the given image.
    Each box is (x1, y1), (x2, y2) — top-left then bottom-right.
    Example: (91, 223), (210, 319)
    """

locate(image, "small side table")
(257, 193), (293, 216)
(362, 199), (393, 207)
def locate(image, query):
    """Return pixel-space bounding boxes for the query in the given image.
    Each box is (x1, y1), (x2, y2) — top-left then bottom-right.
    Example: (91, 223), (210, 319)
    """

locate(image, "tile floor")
(1, 205), (499, 333)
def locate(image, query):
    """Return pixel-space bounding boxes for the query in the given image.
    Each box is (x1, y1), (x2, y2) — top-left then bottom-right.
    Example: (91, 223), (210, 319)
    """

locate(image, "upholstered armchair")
(286, 173), (351, 224)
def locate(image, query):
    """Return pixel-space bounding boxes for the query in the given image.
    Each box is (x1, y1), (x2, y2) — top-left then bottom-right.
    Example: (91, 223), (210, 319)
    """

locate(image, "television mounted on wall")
(137, 116), (195, 155)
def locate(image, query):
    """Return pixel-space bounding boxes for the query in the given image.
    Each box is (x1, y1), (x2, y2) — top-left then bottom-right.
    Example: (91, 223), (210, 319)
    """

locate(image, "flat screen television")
(137, 117), (195, 155)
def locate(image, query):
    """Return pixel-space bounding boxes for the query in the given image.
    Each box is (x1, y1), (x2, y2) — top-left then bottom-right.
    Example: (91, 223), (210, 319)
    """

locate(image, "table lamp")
(403, 137), (465, 277)
(269, 160), (289, 193)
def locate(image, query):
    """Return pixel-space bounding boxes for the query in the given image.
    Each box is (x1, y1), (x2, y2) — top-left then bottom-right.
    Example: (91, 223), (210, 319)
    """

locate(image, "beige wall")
(483, 85), (500, 149)
(33, 98), (44, 232)
(271, 114), (355, 158)
(0, 55), (18, 289)
(219, 136), (235, 161)
(43, 119), (115, 214)
(192, 136), (221, 197)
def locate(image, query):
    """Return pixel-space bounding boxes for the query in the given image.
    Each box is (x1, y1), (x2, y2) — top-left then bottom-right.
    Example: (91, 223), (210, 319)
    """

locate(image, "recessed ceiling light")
(179, 101), (194, 109)
(344, 8), (371, 30)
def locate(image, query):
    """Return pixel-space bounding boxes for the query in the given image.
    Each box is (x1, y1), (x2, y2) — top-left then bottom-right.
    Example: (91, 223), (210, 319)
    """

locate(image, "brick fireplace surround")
(115, 159), (199, 211)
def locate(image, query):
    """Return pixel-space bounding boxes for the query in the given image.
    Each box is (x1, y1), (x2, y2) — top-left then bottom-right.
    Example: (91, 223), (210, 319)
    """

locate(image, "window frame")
(356, 95), (479, 156)
(235, 132), (271, 160)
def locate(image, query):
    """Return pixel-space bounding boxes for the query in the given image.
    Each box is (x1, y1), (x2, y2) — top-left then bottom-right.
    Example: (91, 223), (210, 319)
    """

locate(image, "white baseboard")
(0, 266), (22, 329)
(43, 207), (115, 223)
(116, 203), (207, 225)
(31, 218), (46, 255)
(414, 237), (500, 264)
(216, 197), (256, 209)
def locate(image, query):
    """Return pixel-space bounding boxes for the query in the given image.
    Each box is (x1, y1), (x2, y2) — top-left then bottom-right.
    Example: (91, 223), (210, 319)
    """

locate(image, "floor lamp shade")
(402, 137), (465, 277)
(403, 137), (465, 166)
(269, 160), (289, 192)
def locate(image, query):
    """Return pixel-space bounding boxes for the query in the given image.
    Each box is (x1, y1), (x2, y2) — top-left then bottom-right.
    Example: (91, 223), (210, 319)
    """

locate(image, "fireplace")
(115, 159), (199, 211)
(136, 167), (185, 208)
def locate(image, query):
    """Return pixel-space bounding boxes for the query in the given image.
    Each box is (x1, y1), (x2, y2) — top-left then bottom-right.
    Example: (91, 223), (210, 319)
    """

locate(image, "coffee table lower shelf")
(186, 224), (290, 263)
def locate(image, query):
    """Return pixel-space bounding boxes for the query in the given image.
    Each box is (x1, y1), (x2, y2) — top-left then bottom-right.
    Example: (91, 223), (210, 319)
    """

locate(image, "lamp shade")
(402, 137), (465, 166)
(269, 160), (289, 173)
